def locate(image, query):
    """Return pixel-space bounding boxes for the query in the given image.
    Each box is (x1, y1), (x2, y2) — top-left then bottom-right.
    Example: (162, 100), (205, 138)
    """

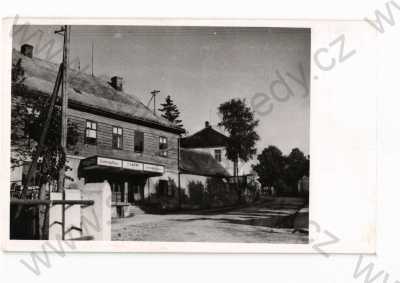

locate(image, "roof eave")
(69, 100), (185, 135)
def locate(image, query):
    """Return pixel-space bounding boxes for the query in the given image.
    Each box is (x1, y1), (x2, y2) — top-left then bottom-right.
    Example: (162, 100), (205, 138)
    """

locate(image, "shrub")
(188, 181), (206, 205)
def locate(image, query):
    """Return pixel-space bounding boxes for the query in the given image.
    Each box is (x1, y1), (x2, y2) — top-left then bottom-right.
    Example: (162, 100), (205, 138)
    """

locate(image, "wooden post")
(59, 25), (70, 188)
(59, 25), (70, 240)
(19, 65), (63, 199)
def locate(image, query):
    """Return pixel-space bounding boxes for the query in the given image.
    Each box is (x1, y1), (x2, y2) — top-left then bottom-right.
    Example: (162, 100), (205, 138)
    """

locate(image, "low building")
(181, 121), (262, 203)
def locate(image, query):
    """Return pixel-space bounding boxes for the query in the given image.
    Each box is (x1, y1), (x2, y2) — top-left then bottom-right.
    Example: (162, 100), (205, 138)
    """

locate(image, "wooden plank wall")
(67, 108), (179, 171)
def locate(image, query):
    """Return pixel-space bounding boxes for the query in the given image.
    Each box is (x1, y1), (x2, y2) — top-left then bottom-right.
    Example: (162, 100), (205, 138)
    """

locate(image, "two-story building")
(11, 44), (187, 217)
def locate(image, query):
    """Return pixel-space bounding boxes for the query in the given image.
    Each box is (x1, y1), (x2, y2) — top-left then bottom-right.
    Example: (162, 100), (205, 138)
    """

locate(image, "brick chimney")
(21, 44), (33, 58)
(110, 76), (123, 91)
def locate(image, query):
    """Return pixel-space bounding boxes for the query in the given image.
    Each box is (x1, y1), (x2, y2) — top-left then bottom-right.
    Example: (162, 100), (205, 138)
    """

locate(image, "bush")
(275, 179), (296, 197)
(206, 177), (236, 206)
(188, 181), (206, 205)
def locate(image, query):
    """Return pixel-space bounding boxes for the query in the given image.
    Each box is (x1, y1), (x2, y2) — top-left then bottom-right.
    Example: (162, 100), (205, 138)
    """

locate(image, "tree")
(158, 95), (184, 130)
(252, 146), (309, 196)
(218, 99), (259, 176)
(283, 148), (309, 192)
(252, 145), (285, 189)
(11, 82), (79, 187)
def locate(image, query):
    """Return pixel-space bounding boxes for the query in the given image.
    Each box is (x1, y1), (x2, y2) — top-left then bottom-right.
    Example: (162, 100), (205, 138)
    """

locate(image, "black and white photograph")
(2, 0), (396, 280)
(9, 24), (310, 244)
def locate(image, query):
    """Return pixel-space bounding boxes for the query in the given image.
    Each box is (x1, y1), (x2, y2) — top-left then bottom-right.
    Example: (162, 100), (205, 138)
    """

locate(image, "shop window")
(134, 130), (144, 153)
(112, 126), (123, 149)
(85, 120), (97, 145)
(215, 149), (222, 162)
(159, 136), (168, 157)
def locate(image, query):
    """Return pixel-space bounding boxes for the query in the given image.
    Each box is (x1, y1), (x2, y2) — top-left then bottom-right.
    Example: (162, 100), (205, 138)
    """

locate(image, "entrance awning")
(79, 156), (165, 177)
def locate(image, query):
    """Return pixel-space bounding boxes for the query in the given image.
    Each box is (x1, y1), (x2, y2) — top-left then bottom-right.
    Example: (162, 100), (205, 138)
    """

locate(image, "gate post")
(80, 181), (111, 240)
(49, 189), (81, 240)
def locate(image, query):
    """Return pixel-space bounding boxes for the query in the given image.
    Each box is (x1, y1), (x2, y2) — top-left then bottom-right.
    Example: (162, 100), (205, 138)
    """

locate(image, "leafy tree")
(217, 99), (259, 176)
(11, 82), (79, 188)
(283, 148), (309, 192)
(253, 146), (309, 196)
(158, 95), (184, 130)
(252, 145), (285, 189)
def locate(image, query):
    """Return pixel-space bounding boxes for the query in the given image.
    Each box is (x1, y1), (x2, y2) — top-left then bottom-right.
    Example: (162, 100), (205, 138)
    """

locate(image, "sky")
(12, 25), (310, 156)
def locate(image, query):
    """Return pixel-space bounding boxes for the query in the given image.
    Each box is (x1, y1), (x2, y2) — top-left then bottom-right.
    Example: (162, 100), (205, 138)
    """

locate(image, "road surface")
(112, 201), (308, 244)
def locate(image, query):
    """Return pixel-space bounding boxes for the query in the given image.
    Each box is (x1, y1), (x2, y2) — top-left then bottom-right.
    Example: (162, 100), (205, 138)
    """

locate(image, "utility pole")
(59, 25), (70, 240)
(150, 90), (160, 115)
(91, 41), (94, 76)
(59, 25), (70, 192)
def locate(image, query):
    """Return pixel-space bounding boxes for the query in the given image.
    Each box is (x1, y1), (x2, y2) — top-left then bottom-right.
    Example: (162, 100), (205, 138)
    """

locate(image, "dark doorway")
(109, 179), (124, 203)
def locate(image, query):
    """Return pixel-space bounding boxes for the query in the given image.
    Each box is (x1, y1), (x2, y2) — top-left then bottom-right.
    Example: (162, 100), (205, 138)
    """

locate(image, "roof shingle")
(179, 148), (230, 178)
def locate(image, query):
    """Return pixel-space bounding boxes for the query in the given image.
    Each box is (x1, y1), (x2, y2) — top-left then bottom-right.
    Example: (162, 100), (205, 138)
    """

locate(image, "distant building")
(181, 121), (247, 176)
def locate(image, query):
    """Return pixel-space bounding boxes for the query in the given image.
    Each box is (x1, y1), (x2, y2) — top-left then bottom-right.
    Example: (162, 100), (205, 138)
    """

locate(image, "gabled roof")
(180, 125), (228, 148)
(179, 148), (230, 178)
(11, 49), (185, 134)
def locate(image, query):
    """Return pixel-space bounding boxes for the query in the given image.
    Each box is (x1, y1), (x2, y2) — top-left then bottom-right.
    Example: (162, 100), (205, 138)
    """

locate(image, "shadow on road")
(171, 213), (298, 229)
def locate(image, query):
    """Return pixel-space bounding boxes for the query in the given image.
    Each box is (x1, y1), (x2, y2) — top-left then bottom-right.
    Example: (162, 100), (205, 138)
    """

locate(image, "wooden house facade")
(11, 44), (185, 217)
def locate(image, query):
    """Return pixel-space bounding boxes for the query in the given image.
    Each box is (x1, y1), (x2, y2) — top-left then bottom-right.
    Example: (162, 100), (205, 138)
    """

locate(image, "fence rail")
(10, 198), (95, 240)
(10, 199), (94, 206)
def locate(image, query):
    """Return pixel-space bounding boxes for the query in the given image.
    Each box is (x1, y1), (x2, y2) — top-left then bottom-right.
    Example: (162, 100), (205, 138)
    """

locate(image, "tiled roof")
(12, 49), (185, 134)
(179, 148), (230, 178)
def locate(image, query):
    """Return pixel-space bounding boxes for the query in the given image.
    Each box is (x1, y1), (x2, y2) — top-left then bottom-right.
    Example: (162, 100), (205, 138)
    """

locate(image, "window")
(112, 126), (123, 149)
(110, 181), (124, 203)
(85, 120), (97, 145)
(134, 130), (144, 153)
(215, 149), (222, 162)
(159, 136), (168, 157)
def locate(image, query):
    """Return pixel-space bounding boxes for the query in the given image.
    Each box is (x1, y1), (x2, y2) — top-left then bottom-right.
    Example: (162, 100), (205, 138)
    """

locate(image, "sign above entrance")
(122, 160), (144, 171)
(143, 163), (165, 174)
(81, 156), (164, 175)
(98, 157), (122, 168)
